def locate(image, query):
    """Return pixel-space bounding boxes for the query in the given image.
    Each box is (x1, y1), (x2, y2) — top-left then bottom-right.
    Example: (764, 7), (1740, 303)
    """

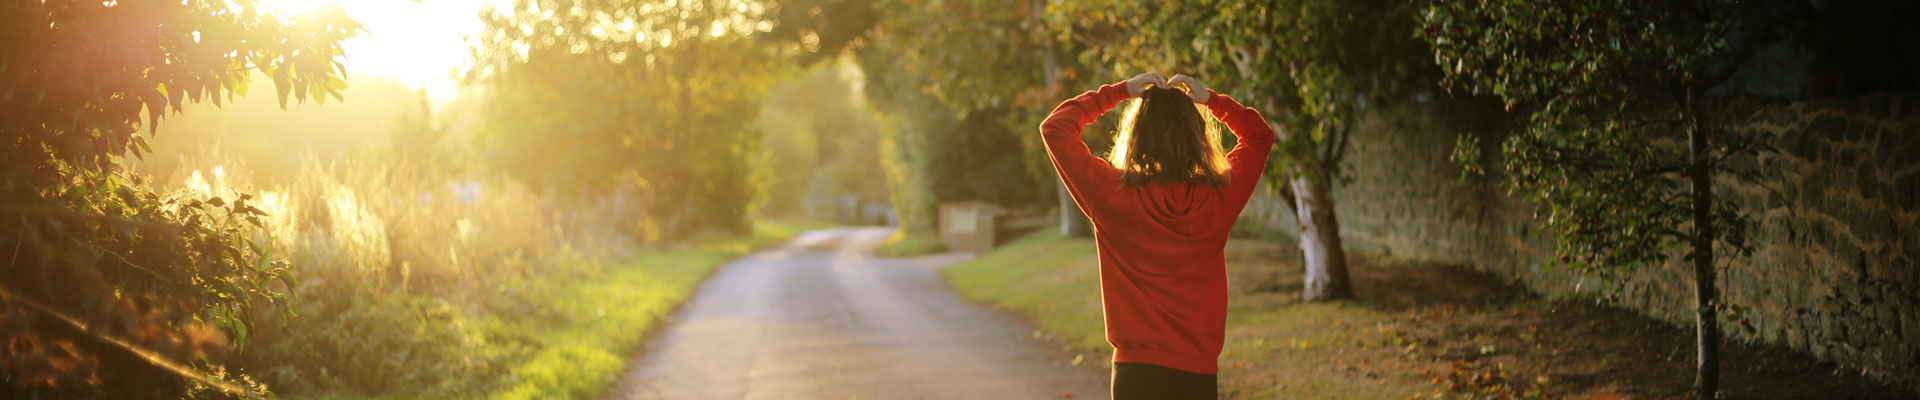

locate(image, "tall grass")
(161, 151), (763, 398)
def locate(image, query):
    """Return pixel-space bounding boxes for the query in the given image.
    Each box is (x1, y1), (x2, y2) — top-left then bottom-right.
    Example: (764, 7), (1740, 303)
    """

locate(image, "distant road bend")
(608, 227), (1107, 400)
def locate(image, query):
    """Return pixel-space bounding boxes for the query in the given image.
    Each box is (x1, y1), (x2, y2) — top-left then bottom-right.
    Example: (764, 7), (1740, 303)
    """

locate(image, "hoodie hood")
(1126, 182), (1232, 240)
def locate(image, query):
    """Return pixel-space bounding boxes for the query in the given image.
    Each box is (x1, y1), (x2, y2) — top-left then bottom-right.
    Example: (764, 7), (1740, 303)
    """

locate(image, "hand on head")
(1169, 74), (1210, 103)
(1125, 72), (1167, 97)
(1125, 72), (1210, 104)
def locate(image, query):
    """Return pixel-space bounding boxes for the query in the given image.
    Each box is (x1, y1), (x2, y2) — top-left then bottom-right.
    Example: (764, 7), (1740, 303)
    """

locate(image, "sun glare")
(257, 0), (339, 17)
(257, 0), (509, 104)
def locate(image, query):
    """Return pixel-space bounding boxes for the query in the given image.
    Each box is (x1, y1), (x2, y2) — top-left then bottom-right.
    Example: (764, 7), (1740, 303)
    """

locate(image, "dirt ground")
(1220, 236), (1916, 400)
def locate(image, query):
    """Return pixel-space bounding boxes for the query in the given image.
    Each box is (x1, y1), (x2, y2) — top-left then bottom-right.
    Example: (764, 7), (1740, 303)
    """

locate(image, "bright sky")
(262, 0), (510, 104)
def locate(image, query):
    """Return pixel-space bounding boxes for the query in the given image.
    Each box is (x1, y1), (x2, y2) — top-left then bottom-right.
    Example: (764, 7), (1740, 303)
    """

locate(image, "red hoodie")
(1039, 81), (1275, 374)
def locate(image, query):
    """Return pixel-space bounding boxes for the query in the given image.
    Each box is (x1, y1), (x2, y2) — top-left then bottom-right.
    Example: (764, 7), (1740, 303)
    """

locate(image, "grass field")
(942, 231), (1917, 399)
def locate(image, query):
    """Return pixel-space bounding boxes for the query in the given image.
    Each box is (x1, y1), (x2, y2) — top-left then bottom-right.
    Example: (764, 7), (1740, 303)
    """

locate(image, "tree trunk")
(1688, 98), (1721, 399)
(1058, 178), (1091, 237)
(1293, 162), (1353, 301)
(1030, 7), (1088, 239)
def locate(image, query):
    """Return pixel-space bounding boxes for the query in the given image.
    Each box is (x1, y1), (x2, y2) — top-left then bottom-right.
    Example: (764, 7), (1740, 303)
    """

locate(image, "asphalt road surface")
(607, 227), (1109, 400)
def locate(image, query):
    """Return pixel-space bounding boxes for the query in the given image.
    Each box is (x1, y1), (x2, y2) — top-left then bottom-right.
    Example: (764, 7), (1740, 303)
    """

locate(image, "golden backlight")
(258, 0), (508, 104)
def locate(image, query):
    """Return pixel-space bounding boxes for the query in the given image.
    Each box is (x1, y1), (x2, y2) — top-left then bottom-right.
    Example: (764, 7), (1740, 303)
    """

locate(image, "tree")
(829, 0), (1078, 244)
(468, 0), (781, 238)
(0, 0), (358, 396)
(1420, 0), (1807, 396)
(388, 90), (468, 181)
(855, 43), (1048, 210)
(1048, 0), (1433, 300)
(859, 0), (1100, 238)
(757, 0), (880, 61)
(749, 0), (1093, 240)
(753, 62), (890, 221)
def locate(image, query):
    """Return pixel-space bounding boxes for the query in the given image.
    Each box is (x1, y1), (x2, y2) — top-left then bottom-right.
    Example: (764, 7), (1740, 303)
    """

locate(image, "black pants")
(1111, 362), (1217, 400)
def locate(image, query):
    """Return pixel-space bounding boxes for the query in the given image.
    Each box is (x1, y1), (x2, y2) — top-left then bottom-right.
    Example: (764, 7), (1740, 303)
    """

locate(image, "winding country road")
(607, 227), (1108, 400)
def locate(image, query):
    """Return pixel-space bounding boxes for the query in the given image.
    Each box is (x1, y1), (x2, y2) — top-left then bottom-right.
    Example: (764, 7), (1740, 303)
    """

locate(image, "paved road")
(607, 227), (1109, 400)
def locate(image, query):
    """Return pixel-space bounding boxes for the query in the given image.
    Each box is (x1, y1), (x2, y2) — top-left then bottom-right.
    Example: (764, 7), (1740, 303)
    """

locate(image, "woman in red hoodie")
(1040, 72), (1275, 399)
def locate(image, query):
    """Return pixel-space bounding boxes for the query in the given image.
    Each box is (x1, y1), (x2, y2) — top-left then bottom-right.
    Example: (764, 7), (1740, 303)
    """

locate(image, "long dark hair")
(1107, 86), (1229, 186)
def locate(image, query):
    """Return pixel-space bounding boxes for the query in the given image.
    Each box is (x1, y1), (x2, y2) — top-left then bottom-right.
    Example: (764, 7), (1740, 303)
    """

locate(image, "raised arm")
(1172, 74), (1276, 215)
(1039, 73), (1160, 218)
(1206, 91), (1276, 208)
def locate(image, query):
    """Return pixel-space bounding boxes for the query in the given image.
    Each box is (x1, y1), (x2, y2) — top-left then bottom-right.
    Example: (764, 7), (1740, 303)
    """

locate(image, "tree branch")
(0, 287), (264, 399)
(1324, 123), (1353, 170)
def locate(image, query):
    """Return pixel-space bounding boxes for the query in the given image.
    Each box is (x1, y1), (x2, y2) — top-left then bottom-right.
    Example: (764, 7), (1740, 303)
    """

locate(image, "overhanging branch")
(0, 287), (263, 399)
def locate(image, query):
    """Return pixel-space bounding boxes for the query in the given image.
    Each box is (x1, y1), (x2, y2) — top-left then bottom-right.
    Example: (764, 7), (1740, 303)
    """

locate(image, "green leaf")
(169, 82), (186, 112)
(273, 65), (293, 109)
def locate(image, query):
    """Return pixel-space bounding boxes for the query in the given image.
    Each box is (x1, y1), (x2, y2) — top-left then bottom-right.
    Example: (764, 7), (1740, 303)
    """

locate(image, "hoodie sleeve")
(1202, 90), (1276, 217)
(1039, 81), (1131, 222)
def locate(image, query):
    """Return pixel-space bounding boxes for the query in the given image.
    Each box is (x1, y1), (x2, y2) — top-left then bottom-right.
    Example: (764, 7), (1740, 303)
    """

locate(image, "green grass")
(943, 232), (1915, 399)
(873, 230), (947, 257)
(481, 221), (833, 399)
(940, 232), (1434, 399)
(940, 233), (1108, 356)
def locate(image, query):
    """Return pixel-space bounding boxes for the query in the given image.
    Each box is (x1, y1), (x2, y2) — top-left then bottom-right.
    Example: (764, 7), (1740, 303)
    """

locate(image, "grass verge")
(941, 233), (1428, 398)
(941, 233), (1106, 355)
(942, 231), (1917, 399)
(481, 221), (831, 399)
(874, 230), (946, 257)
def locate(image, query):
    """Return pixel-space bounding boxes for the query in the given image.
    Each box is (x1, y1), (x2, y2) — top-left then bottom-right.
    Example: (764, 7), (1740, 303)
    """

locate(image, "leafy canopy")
(1048, 0), (1430, 181)
(0, 0), (359, 395)
(1423, 0), (1758, 278)
(469, 0), (782, 238)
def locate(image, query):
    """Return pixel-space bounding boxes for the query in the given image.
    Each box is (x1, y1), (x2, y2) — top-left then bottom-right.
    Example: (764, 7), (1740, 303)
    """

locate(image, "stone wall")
(1242, 94), (1920, 389)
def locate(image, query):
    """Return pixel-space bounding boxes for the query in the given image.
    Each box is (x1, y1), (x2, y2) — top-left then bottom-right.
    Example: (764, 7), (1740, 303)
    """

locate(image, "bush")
(157, 152), (627, 398)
